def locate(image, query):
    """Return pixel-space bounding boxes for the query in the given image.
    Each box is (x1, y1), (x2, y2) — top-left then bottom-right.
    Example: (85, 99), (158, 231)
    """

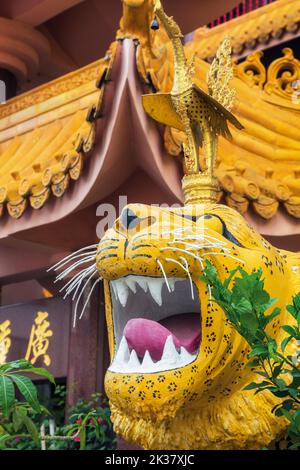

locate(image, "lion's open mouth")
(108, 276), (201, 373)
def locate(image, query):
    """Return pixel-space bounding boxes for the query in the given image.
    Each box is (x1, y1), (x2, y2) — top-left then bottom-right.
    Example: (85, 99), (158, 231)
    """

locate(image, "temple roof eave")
(0, 40), (183, 241)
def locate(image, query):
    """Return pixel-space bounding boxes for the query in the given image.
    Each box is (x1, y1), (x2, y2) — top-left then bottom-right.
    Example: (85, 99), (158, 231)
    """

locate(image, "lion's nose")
(120, 208), (141, 229)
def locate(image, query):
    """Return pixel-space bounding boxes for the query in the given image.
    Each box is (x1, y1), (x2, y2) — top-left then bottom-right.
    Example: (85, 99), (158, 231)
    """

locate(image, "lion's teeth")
(161, 335), (179, 365)
(146, 278), (164, 306)
(113, 279), (129, 306)
(109, 336), (197, 373)
(142, 350), (153, 369)
(128, 349), (140, 369)
(125, 276), (137, 294)
(114, 336), (130, 365)
(168, 278), (176, 292)
(135, 277), (148, 293)
(180, 346), (193, 361)
(112, 276), (189, 307)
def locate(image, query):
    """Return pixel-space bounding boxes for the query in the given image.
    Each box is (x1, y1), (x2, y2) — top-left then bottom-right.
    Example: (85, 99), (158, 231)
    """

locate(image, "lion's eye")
(186, 213), (243, 247)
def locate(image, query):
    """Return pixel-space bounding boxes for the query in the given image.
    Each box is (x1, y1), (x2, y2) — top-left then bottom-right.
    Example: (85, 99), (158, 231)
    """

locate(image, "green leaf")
(248, 346), (268, 358)
(247, 358), (260, 367)
(1, 359), (32, 372)
(282, 325), (298, 338)
(12, 405), (30, 432)
(244, 381), (267, 391)
(0, 376), (15, 416)
(281, 335), (292, 352)
(17, 367), (55, 384)
(292, 409), (300, 432)
(79, 427), (86, 450)
(286, 305), (297, 319)
(293, 293), (300, 311)
(240, 310), (259, 335)
(263, 307), (281, 326)
(22, 415), (40, 444)
(0, 434), (10, 444)
(223, 268), (239, 289)
(272, 364), (283, 378)
(10, 374), (41, 413)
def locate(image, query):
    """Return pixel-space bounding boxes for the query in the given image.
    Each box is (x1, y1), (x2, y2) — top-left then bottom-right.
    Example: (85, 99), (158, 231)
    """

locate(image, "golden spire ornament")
(142, 0), (243, 205)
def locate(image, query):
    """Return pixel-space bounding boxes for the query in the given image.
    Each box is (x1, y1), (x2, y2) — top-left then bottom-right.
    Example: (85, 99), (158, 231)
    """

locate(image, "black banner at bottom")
(0, 450), (298, 467)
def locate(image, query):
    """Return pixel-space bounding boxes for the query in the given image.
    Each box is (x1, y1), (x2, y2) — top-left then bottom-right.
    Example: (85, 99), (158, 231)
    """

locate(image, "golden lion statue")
(51, 0), (300, 451)
(96, 202), (300, 449)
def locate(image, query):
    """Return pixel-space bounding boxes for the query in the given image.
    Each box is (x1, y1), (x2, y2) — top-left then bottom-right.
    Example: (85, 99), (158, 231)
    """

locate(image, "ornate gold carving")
(82, 124), (96, 153)
(235, 48), (300, 102)
(284, 197), (300, 218)
(51, 174), (70, 198)
(265, 48), (300, 100)
(182, 173), (220, 204)
(0, 320), (11, 364)
(30, 188), (51, 210)
(253, 195), (279, 220)
(7, 199), (27, 219)
(142, 1), (243, 204)
(0, 46), (116, 120)
(226, 193), (249, 214)
(207, 37), (236, 111)
(69, 155), (84, 181)
(124, 0), (300, 219)
(188, 0), (300, 61)
(234, 51), (266, 88)
(25, 311), (53, 367)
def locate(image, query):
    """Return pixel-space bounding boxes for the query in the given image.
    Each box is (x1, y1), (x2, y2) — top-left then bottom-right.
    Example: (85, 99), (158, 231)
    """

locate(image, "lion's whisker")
(52, 250), (97, 272)
(161, 246), (205, 270)
(73, 270), (98, 328)
(78, 277), (102, 322)
(59, 267), (91, 293)
(156, 259), (171, 293)
(207, 284), (213, 307)
(70, 267), (98, 301)
(47, 244), (98, 272)
(163, 248), (215, 304)
(63, 265), (97, 299)
(178, 256), (195, 300)
(165, 256), (194, 300)
(54, 255), (96, 282)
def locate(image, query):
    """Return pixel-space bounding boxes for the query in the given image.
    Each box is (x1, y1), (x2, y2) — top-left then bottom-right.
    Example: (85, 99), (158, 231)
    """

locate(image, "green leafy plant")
(9, 389), (116, 450)
(202, 261), (300, 449)
(0, 359), (54, 447)
(54, 393), (116, 450)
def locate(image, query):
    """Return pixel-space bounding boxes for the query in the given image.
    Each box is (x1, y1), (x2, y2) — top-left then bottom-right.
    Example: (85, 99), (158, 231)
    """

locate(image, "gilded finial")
(142, 0), (243, 205)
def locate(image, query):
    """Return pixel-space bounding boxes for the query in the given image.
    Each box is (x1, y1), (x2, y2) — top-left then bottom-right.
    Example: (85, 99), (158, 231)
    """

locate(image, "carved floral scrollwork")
(264, 48), (300, 100)
(235, 48), (300, 101)
(234, 51), (266, 88)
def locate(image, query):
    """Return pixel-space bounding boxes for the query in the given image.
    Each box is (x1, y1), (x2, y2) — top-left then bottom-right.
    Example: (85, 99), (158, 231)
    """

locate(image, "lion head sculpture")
(95, 202), (300, 450)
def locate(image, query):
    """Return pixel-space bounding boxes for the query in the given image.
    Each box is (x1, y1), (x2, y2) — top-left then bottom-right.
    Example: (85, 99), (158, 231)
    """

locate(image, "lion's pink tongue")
(124, 313), (201, 361)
